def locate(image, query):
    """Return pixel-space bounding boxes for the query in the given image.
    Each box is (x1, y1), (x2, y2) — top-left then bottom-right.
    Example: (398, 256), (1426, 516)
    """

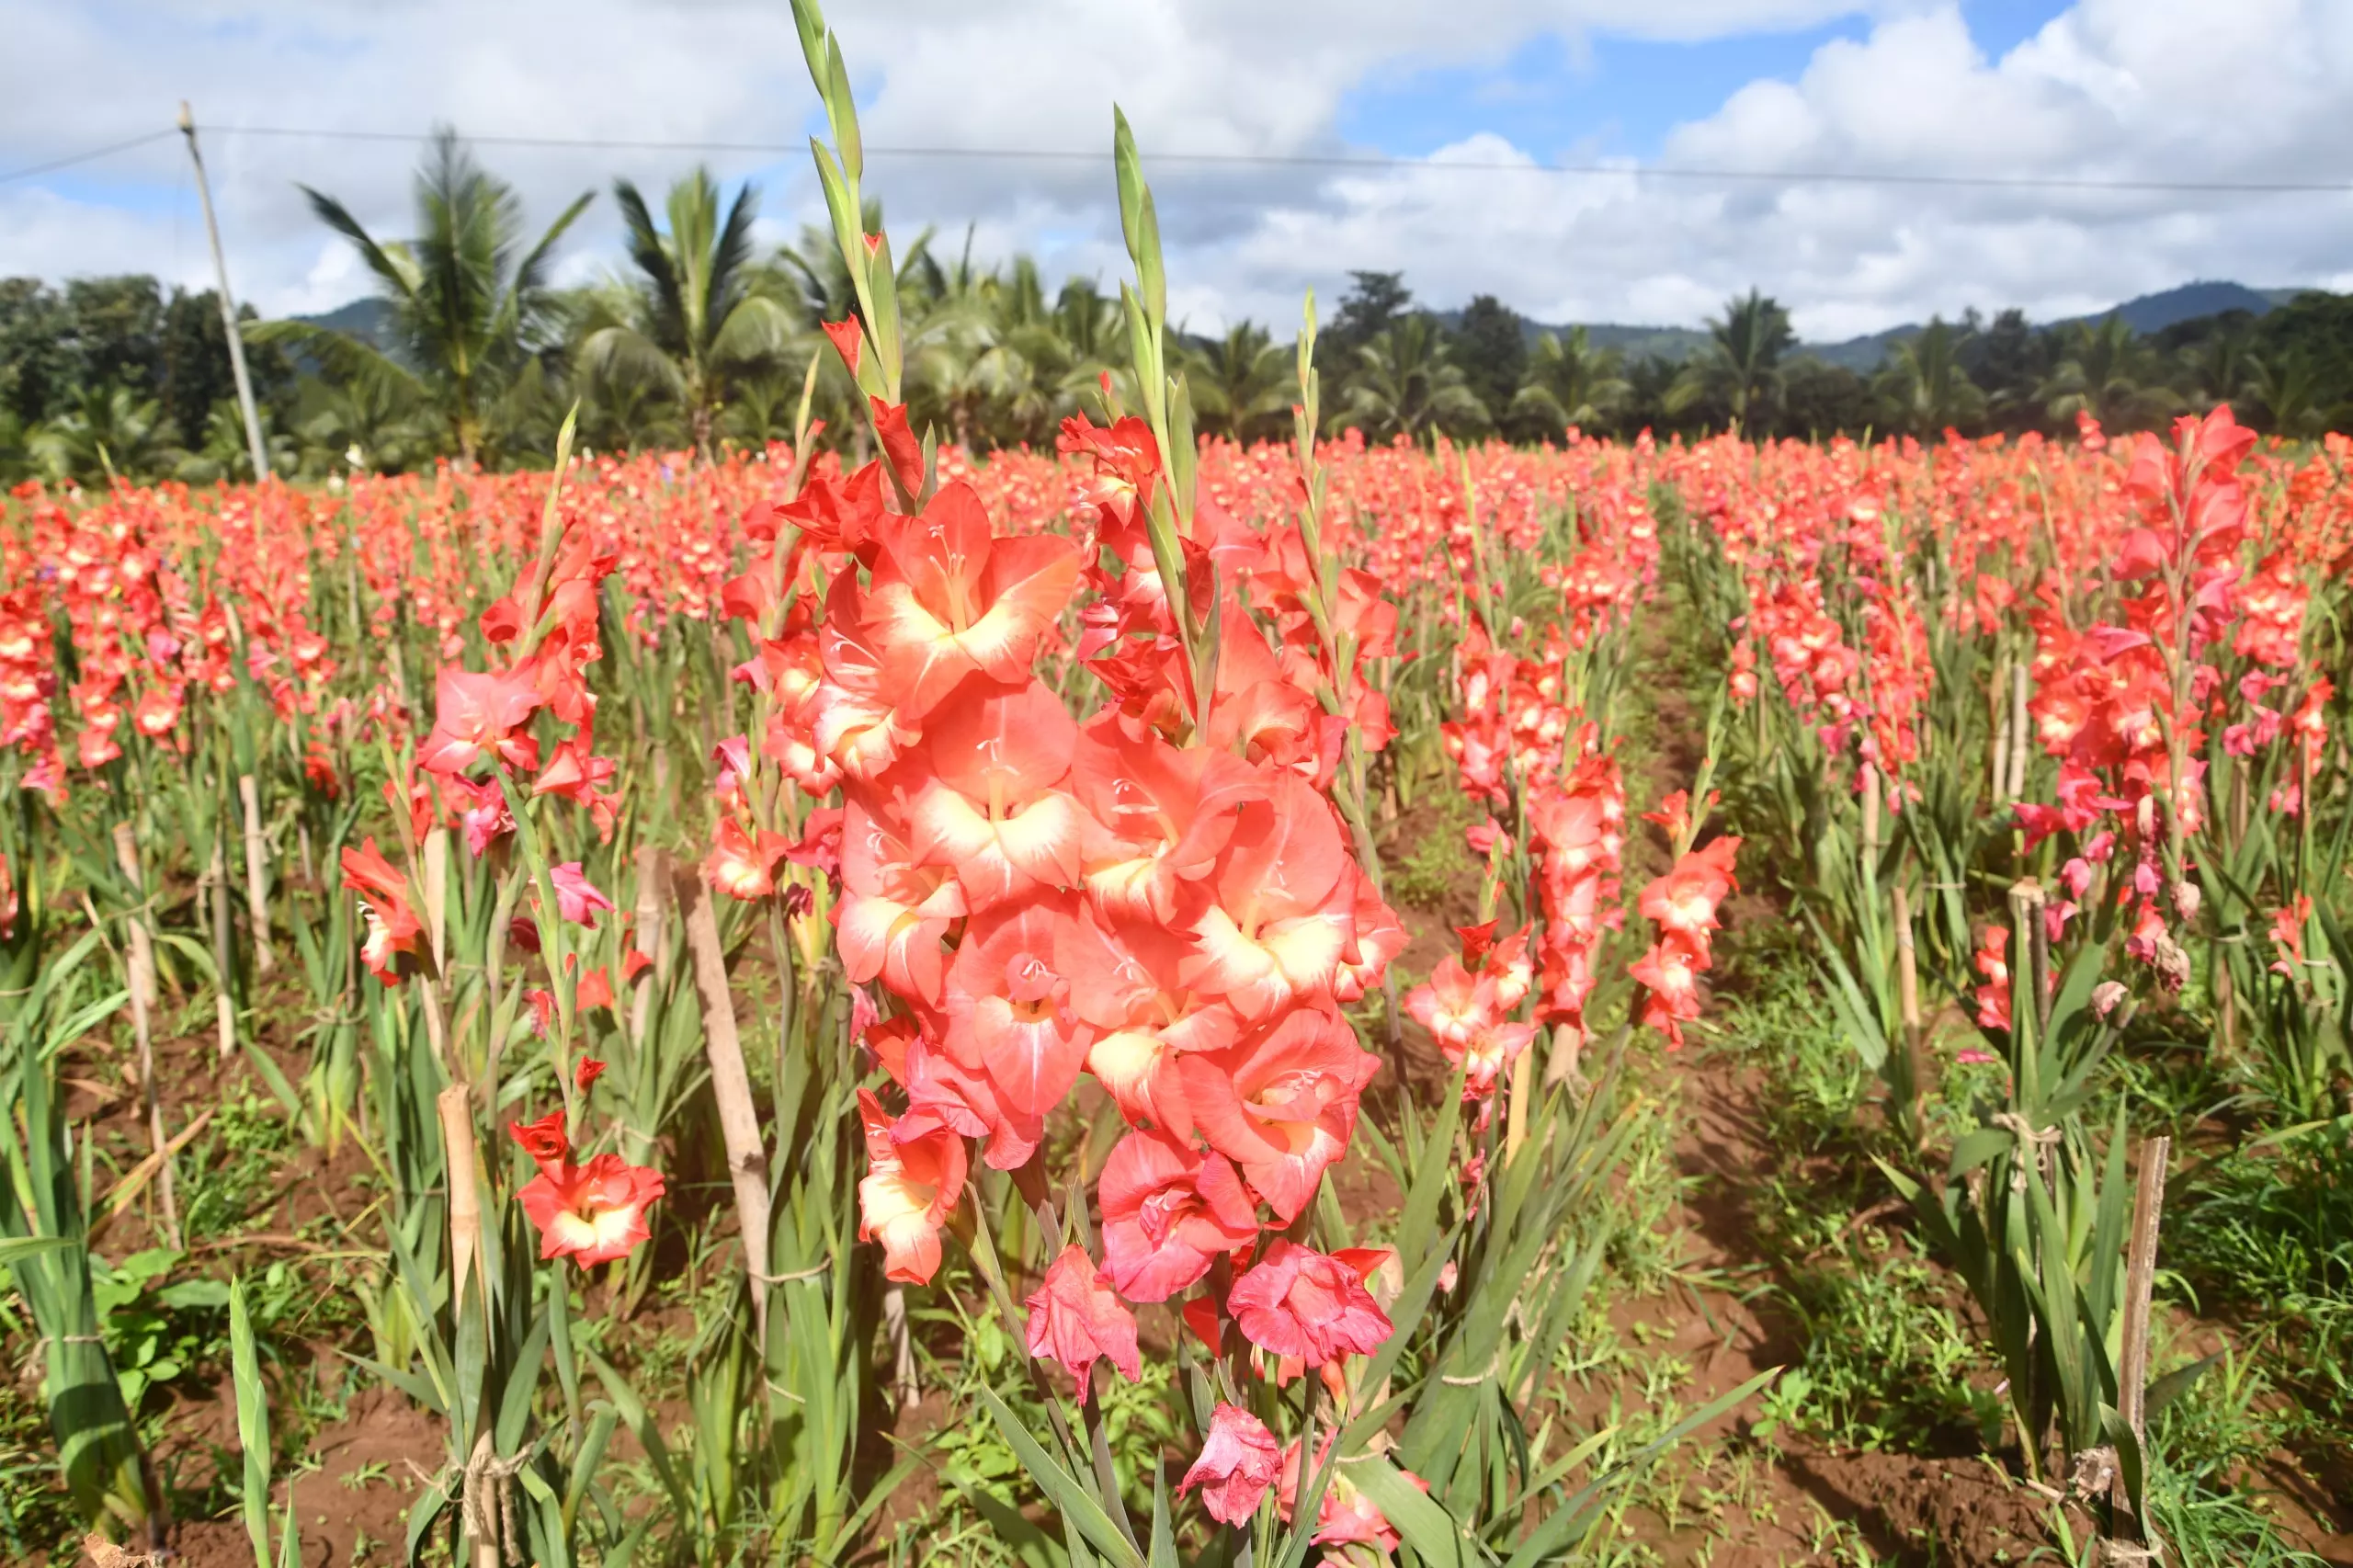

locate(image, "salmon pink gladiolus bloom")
(856, 1087), (967, 1285)
(1276, 1436), (1424, 1550)
(846, 481), (1082, 722)
(1181, 1006), (1376, 1221)
(1180, 1403), (1281, 1525)
(1024, 1244), (1142, 1385)
(1636, 837), (1739, 948)
(416, 665), (543, 776)
(1097, 1129), (1259, 1301)
(1185, 775), (1355, 1019)
(706, 819), (790, 902)
(1227, 1238), (1392, 1367)
(835, 796), (967, 1002)
(550, 862), (615, 927)
(942, 893), (1095, 1122)
(904, 676), (1085, 909)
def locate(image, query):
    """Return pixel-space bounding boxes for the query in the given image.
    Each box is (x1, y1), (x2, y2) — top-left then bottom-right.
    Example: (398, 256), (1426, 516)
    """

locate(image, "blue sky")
(1339, 2), (2073, 161)
(1, 0), (2346, 340)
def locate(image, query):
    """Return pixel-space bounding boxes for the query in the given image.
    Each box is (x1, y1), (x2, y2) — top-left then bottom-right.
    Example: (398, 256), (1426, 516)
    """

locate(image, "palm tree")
(1332, 315), (1489, 442)
(27, 386), (165, 483)
(254, 128), (591, 466)
(1669, 290), (1796, 430)
(577, 169), (798, 460)
(175, 402), (296, 483)
(2036, 314), (2176, 433)
(2179, 320), (2258, 411)
(1510, 327), (1629, 436)
(1876, 317), (1987, 437)
(294, 375), (437, 475)
(2242, 347), (2342, 440)
(1187, 321), (1290, 443)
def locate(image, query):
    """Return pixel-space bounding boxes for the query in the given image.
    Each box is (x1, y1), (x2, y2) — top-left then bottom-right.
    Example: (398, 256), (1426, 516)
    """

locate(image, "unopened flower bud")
(2172, 881), (2200, 922)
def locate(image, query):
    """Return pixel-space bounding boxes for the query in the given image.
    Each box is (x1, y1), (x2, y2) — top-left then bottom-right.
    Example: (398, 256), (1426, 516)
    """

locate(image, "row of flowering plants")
(4, 23), (2350, 1564)
(1664, 404), (2352, 1549)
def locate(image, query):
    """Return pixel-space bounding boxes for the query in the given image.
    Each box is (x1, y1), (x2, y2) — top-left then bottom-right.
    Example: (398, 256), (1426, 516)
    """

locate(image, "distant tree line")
(4, 130), (2348, 486)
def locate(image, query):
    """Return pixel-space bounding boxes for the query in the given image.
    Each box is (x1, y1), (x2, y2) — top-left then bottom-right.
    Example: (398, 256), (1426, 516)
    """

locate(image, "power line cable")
(205, 124), (2353, 195)
(11, 120), (2353, 197)
(0, 128), (177, 186)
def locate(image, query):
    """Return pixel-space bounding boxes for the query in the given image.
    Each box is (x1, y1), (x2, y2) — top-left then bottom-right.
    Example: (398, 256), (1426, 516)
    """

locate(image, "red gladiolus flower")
(131, 686), (181, 739)
(1972, 924), (2012, 1029)
(517, 1153), (665, 1267)
(1024, 1244), (1142, 1386)
(1180, 1403), (1281, 1525)
(821, 318), (863, 377)
(576, 969), (614, 1014)
(1227, 1239), (1392, 1368)
(1185, 775), (1355, 1019)
(1629, 935), (1707, 1048)
(575, 1055), (607, 1090)
(341, 836), (425, 984)
(508, 1109), (569, 1166)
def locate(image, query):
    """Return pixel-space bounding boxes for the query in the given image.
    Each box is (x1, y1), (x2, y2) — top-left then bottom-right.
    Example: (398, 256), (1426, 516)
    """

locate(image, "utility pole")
(177, 102), (271, 483)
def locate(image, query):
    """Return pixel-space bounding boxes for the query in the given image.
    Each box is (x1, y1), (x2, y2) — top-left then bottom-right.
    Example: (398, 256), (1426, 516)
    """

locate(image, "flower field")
(6, 14), (2353, 1568)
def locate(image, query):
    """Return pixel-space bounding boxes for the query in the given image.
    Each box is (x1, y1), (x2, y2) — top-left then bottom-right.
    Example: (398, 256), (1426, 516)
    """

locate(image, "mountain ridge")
(299, 279), (2327, 374)
(1432, 279), (2318, 370)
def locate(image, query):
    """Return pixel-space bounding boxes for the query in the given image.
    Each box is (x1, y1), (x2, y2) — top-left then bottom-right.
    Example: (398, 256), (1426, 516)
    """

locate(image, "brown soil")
(164, 1383), (440, 1568)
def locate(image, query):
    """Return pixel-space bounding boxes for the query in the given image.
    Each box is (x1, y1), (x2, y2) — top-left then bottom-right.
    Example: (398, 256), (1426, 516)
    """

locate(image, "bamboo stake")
(1504, 1042), (1533, 1161)
(883, 1284), (918, 1407)
(2006, 663), (2031, 801)
(208, 837), (236, 1060)
(437, 1084), (483, 1307)
(1893, 879), (1925, 1147)
(424, 827), (450, 977)
(2111, 1134), (2171, 1549)
(238, 774), (273, 976)
(682, 872), (774, 1341)
(1991, 659), (2012, 802)
(1859, 760), (1881, 871)
(629, 844), (665, 1050)
(113, 823), (179, 1248)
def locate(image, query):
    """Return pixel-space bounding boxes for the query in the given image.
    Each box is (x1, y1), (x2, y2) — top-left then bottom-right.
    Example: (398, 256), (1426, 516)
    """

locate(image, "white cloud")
(0, 0), (2346, 341)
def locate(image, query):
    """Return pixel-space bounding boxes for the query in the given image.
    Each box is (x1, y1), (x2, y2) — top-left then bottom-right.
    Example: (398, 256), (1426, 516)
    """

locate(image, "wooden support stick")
(438, 1085), (483, 1307)
(1859, 760), (1881, 871)
(629, 845), (665, 1050)
(2111, 1133), (2170, 1547)
(424, 827), (450, 977)
(208, 837), (236, 1060)
(239, 774), (273, 976)
(113, 823), (179, 1248)
(683, 872), (774, 1342)
(2007, 663), (2031, 801)
(1893, 880), (1926, 1147)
